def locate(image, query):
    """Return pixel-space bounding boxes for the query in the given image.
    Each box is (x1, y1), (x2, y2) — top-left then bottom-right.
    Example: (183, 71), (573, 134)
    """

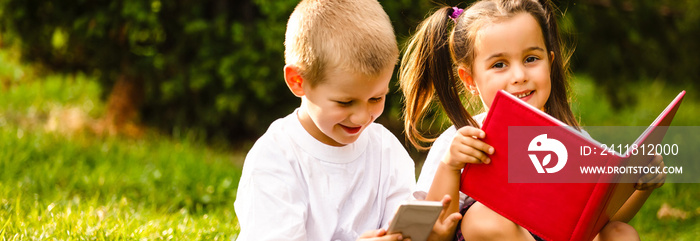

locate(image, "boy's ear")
(284, 64), (305, 97)
(457, 66), (477, 93)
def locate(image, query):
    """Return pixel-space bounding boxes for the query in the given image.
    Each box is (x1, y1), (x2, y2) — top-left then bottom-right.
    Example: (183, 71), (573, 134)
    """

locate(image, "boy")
(234, 0), (459, 240)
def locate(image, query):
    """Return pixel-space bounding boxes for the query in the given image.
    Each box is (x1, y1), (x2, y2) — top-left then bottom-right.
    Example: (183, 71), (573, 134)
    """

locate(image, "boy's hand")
(635, 155), (666, 190)
(428, 195), (462, 241)
(442, 126), (494, 171)
(357, 229), (407, 241)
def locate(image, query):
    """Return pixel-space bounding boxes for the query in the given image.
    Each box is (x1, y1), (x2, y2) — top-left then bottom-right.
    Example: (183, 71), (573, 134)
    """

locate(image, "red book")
(460, 90), (685, 241)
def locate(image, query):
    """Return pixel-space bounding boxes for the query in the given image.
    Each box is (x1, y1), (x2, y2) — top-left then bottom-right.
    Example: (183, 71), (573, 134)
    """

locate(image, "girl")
(399, 0), (665, 240)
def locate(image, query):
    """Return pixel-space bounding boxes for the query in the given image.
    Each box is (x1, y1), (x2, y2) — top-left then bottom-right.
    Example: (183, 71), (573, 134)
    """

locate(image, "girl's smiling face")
(461, 12), (552, 112)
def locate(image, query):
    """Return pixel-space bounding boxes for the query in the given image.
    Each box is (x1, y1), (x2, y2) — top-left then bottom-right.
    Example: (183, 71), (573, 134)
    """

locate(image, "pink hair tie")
(449, 7), (464, 22)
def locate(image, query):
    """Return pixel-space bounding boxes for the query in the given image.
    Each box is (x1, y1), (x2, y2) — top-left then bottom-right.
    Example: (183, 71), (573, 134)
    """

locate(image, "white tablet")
(387, 200), (443, 241)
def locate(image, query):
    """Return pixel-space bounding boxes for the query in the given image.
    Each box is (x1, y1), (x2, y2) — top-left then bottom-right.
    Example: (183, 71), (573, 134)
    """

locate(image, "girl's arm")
(611, 155), (665, 222)
(427, 161), (464, 215)
(426, 126), (493, 217)
(611, 190), (653, 222)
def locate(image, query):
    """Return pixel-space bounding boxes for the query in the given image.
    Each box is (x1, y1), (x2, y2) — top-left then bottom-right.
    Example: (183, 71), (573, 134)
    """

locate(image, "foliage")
(0, 0), (295, 140)
(0, 0), (699, 141)
(559, 0), (700, 109)
(0, 0), (473, 142)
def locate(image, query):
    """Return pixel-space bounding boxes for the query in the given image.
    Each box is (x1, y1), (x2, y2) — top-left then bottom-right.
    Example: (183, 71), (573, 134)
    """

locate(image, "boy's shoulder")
(246, 112), (299, 159)
(257, 113), (294, 140)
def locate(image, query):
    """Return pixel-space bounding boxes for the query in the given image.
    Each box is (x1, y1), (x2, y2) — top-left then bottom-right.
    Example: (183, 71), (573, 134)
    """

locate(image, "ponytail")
(400, 6), (477, 149)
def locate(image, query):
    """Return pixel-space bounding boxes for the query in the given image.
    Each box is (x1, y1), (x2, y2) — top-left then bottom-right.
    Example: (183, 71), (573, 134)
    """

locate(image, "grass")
(571, 74), (699, 127)
(0, 127), (244, 240)
(0, 50), (244, 240)
(0, 48), (697, 240)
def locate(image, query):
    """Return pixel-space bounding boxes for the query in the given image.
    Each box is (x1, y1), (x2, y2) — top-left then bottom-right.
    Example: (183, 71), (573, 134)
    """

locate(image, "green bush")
(560, 1), (700, 109)
(1, 0), (697, 142)
(0, 0), (438, 141)
(0, 0), (295, 141)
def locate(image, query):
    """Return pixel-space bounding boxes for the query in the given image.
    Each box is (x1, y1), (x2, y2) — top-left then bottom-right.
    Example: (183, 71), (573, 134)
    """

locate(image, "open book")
(459, 90), (685, 241)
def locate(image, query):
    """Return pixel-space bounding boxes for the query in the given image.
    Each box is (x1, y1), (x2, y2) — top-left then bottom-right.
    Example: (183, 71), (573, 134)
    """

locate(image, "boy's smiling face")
(297, 65), (393, 146)
(462, 12), (552, 112)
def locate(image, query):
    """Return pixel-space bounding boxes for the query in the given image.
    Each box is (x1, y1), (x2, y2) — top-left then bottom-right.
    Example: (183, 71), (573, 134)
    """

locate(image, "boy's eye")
(525, 56), (539, 63)
(491, 62), (506, 69)
(369, 97), (383, 103)
(336, 100), (352, 106)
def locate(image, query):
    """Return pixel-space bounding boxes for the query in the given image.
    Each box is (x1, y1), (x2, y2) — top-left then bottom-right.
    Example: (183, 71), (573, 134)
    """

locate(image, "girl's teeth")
(516, 91), (532, 98)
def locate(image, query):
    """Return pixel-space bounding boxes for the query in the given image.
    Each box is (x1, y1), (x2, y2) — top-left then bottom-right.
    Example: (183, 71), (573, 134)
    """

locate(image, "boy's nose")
(351, 106), (373, 126)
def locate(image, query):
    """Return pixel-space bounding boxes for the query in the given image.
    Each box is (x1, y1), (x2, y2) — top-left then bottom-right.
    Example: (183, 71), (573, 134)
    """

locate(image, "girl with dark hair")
(400, 0), (664, 240)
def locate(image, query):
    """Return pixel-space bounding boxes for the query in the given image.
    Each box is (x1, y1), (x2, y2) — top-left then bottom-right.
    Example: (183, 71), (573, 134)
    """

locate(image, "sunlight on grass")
(571, 74), (697, 126)
(0, 51), (243, 239)
(0, 125), (243, 239)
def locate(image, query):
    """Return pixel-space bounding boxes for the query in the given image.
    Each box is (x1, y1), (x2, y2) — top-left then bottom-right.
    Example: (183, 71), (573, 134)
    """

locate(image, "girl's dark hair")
(400, 0), (578, 149)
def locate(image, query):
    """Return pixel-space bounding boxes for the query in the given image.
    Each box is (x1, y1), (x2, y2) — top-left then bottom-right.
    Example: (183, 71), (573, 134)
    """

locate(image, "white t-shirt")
(234, 110), (416, 241)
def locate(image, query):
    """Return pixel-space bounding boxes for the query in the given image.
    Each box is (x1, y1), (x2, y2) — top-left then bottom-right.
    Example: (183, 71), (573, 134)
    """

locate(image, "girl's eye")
(491, 62), (506, 69)
(525, 56), (539, 63)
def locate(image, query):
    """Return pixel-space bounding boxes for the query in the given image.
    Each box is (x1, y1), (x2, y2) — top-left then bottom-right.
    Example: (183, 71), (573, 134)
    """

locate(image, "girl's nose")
(511, 64), (527, 84)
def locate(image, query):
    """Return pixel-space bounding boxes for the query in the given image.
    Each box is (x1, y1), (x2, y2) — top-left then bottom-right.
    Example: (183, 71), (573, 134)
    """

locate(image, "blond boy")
(234, 0), (460, 240)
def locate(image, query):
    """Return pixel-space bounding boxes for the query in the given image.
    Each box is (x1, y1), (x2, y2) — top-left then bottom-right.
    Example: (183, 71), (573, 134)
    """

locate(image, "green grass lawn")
(0, 49), (697, 240)
(0, 127), (244, 240)
(0, 51), (244, 240)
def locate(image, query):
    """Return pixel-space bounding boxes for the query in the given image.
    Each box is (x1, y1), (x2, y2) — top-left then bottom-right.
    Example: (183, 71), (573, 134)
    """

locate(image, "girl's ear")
(550, 51), (555, 64)
(284, 64), (305, 97)
(458, 66), (478, 94)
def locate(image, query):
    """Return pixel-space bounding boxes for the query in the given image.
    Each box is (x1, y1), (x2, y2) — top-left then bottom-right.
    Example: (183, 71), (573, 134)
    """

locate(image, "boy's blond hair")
(284, 0), (399, 86)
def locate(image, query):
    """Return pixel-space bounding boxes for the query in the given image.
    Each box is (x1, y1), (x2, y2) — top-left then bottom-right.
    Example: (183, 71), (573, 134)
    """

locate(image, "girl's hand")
(442, 126), (494, 172)
(635, 155), (665, 190)
(428, 195), (462, 241)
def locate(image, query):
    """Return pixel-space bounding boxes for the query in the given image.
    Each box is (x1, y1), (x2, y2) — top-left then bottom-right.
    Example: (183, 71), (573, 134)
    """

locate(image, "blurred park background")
(0, 0), (698, 239)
